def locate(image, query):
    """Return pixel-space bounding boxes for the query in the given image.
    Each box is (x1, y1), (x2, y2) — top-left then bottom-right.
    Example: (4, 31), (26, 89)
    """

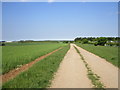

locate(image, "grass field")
(0, 46), (2, 75)
(3, 45), (70, 88)
(76, 43), (119, 67)
(4, 41), (59, 46)
(2, 43), (66, 74)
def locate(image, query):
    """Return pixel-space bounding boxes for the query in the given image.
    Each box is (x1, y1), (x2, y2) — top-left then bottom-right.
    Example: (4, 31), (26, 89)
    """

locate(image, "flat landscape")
(1, 1), (118, 89)
(1, 42), (118, 88)
(2, 42), (69, 88)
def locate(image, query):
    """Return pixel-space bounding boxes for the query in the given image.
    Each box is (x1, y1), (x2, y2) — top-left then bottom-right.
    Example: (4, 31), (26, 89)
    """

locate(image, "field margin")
(1, 47), (62, 84)
(2, 45), (70, 88)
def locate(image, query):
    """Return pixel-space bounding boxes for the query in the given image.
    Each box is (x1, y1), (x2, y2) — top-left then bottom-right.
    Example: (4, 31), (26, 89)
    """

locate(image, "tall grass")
(76, 43), (118, 67)
(2, 43), (66, 74)
(3, 45), (70, 88)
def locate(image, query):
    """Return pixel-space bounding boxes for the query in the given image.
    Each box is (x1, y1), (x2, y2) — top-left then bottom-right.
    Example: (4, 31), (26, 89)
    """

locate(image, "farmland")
(3, 45), (70, 88)
(2, 42), (66, 74)
(1, 42), (118, 88)
(2, 1), (118, 88)
(0, 46), (1, 74)
(76, 43), (118, 67)
(3, 41), (60, 46)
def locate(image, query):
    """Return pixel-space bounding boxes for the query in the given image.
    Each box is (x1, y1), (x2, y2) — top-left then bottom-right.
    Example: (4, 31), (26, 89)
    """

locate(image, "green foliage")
(88, 73), (104, 88)
(2, 43), (66, 74)
(3, 45), (70, 88)
(63, 41), (69, 43)
(106, 42), (119, 46)
(96, 37), (107, 46)
(76, 44), (119, 67)
(0, 41), (6, 46)
(82, 39), (88, 44)
(74, 37), (119, 46)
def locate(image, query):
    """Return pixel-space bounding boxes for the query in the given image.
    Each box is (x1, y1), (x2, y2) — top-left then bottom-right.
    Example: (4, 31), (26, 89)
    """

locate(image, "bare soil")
(74, 44), (118, 88)
(50, 44), (92, 88)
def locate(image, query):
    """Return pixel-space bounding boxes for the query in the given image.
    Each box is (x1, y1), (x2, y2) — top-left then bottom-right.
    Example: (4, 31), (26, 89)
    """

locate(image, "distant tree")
(87, 37), (94, 41)
(107, 37), (114, 41)
(1, 43), (5, 46)
(96, 37), (107, 46)
(94, 43), (97, 46)
(70, 41), (74, 43)
(63, 41), (69, 43)
(19, 40), (25, 43)
(74, 37), (82, 42)
(82, 39), (88, 44)
(74, 37), (120, 46)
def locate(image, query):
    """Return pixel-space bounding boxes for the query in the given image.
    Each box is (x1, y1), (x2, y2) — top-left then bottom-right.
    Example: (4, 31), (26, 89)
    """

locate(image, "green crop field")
(2, 43), (66, 74)
(3, 45), (70, 88)
(0, 46), (2, 74)
(76, 43), (119, 67)
(4, 41), (60, 46)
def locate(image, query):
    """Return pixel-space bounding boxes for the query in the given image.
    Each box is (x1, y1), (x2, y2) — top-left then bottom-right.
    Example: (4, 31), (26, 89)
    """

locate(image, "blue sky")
(2, 2), (118, 41)
(2, 0), (119, 2)
(0, 2), (1, 41)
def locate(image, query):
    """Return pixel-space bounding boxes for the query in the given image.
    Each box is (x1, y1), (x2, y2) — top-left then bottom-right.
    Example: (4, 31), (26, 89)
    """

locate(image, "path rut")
(1, 47), (62, 84)
(50, 44), (92, 88)
(74, 44), (118, 88)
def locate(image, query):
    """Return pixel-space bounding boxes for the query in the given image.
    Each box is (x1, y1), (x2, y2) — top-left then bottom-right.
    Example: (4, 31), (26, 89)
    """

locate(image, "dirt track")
(1, 47), (62, 83)
(50, 44), (92, 88)
(2, 44), (118, 88)
(51, 44), (118, 88)
(74, 44), (118, 88)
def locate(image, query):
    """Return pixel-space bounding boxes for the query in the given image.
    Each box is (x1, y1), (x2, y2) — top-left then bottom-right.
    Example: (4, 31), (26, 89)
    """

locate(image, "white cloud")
(20, 0), (28, 2)
(48, 0), (55, 3)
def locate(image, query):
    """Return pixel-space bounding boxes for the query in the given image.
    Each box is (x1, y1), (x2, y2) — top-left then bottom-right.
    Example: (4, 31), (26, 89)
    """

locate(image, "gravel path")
(74, 44), (118, 88)
(50, 44), (92, 88)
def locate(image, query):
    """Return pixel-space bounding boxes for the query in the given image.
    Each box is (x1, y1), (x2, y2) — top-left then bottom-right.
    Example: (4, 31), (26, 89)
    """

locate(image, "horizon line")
(1, 36), (119, 41)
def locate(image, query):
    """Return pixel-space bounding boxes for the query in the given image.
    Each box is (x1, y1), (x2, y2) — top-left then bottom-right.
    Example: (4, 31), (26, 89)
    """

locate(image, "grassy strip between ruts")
(2, 45), (70, 88)
(74, 46), (105, 89)
(75, 43), (118, 67)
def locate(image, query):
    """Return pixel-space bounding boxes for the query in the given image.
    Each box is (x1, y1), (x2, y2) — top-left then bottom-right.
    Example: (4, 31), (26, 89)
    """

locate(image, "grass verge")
(76, 43), (118, 67)
(74, 46), (105, 89)
(2, 45), (70, 88)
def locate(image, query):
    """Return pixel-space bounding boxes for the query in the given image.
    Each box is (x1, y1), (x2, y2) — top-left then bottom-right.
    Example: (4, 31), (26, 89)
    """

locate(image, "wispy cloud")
(48, 0), (55, 3)
(20, 0), (28, 2)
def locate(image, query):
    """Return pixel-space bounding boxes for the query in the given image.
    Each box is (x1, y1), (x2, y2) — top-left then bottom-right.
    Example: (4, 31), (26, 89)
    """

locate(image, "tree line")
(74, 37), (119, 46)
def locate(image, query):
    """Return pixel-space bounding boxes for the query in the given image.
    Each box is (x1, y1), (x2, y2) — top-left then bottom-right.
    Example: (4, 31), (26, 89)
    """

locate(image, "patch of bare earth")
(74, 44), (118, 88)
(50, 44), (92, 88)
(1, 47), (62, 84)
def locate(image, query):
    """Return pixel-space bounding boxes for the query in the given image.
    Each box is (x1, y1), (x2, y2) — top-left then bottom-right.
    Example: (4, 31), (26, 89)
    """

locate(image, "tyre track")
(50, 44), (92, 88)
(74, 44), (118, 88)
(1, 47), (62, 84)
